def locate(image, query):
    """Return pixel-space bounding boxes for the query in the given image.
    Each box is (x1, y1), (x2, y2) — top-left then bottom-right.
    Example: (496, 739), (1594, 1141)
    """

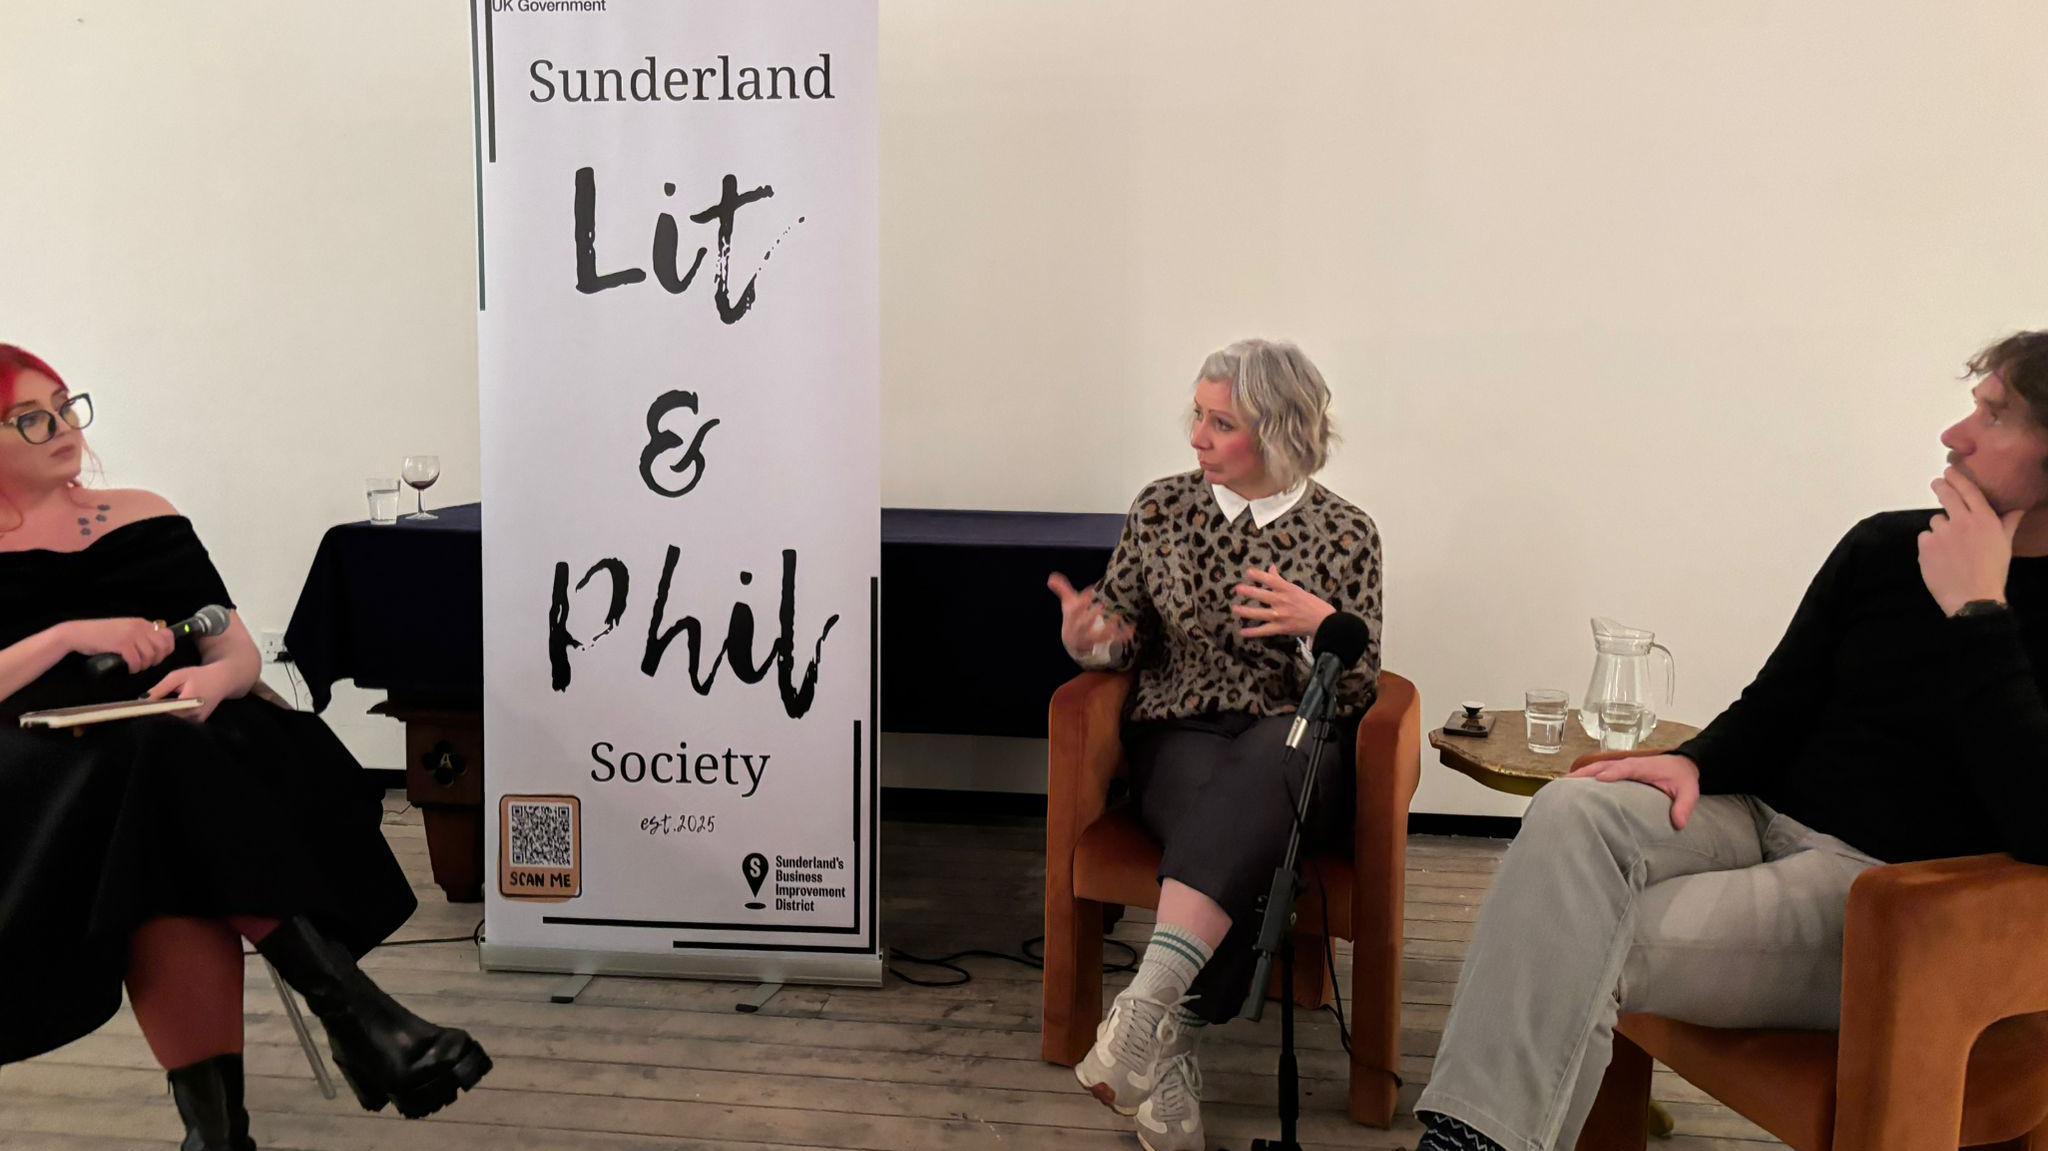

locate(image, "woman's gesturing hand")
(1231, 565), (1335, 639)
(1048, 572), (1135, 657)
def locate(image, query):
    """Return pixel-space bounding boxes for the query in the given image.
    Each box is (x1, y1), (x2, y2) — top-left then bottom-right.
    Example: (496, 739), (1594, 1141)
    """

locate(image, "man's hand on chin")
(1920, 467), (2023, 615)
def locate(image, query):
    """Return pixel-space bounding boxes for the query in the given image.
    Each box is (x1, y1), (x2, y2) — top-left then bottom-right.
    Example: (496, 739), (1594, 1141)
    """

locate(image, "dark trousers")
(1123, 711), (1356, 1024)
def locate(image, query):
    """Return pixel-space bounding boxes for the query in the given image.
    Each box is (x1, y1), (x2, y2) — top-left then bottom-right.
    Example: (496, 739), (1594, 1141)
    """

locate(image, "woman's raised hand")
(1047, 572), (1135, 657)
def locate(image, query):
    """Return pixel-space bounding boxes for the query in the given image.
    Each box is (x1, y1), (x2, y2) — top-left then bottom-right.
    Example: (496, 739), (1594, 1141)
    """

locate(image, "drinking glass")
(1598, 700), (1647, 752)
(401, 455), (441, 521)
(1524, 689), (1569, 755)
(365, 478), (400, 525)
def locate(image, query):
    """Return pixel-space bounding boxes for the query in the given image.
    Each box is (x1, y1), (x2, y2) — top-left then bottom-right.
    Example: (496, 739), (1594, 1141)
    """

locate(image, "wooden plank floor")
(3, 798), (1784, 1151)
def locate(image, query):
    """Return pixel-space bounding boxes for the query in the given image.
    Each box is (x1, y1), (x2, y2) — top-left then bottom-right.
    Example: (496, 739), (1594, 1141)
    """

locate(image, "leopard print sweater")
(1087, 470), (1382, 722)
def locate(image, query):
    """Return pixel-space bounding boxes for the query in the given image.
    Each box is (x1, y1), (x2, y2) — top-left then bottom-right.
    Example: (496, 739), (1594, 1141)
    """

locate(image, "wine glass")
(401, 455), (441, 521)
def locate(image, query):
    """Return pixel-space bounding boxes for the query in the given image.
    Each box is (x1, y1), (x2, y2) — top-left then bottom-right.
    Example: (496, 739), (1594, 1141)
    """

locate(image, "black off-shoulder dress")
(0, 516), (414, 1064)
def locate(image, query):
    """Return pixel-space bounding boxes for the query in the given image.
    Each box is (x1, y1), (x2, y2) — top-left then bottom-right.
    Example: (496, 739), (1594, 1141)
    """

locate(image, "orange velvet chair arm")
(1832, 853), (2048, 1151)
(1349, 672), (1422, 1114)
(1356, 671), (1423, 852)
(1045, 671), (1136, 888)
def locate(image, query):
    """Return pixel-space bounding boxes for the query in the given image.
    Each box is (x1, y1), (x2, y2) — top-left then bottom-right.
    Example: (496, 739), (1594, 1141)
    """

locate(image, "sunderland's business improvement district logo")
(741, 852), (769, 910)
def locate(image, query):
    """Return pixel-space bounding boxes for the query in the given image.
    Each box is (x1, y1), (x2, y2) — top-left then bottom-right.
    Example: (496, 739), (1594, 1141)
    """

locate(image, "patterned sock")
(1130, 924), (1214, 1005)
(1171, 1001), (1210, 1045)
(1417, 1111), (1505, 1151)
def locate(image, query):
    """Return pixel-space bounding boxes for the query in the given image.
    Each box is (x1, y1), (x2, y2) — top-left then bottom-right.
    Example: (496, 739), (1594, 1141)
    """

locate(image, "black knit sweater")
(1677, 510), (2048, 865)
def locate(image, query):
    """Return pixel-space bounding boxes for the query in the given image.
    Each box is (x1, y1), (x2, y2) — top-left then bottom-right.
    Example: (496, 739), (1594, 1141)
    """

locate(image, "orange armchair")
(1039, 669), (1422, 1127)
(1573, 752), (2048, 1151)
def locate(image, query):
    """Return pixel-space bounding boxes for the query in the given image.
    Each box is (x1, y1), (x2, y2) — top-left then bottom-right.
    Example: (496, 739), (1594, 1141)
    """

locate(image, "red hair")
(0, 344), (66, 410)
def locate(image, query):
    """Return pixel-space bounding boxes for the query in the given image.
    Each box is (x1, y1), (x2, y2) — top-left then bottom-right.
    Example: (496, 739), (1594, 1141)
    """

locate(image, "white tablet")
(19, 698), (204, 729)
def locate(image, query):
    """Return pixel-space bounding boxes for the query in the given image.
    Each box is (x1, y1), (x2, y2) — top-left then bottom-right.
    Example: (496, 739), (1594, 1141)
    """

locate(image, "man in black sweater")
(1413, 331), (2048, 1151)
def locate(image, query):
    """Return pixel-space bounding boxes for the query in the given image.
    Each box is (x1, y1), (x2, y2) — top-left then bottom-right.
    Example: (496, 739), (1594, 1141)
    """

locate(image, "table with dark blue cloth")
(283, 503), (1123, 899)
(285, 502), (1124, 736)
(285, 504), (484, 713)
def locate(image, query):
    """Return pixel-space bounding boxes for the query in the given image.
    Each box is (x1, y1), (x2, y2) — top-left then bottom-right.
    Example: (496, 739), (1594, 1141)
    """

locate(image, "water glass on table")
(1524, 689), (1570, 754)
(1598, 699), (1647, 751)
(366, 478), (401, 525)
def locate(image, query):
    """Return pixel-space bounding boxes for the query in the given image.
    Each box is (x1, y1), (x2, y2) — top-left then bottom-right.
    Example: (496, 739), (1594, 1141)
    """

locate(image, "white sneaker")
(1074, 987), (1181, 1114)
(1135, 1043), (1204, 1151)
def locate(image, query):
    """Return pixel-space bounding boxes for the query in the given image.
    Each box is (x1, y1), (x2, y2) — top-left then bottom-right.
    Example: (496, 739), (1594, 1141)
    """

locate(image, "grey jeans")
(1414, 778), (1885, 1151)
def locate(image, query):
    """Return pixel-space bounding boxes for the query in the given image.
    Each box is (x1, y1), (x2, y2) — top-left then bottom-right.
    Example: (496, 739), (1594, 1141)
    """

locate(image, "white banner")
(474, 0), (879, 984)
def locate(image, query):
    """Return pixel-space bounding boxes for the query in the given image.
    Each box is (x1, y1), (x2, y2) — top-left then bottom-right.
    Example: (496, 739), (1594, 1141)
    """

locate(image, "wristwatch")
(1952, 598), (2010, 618)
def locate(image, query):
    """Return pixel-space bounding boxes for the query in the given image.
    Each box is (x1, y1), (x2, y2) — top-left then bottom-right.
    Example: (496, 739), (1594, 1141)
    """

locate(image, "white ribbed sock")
(1130, 923), (1213, 1004)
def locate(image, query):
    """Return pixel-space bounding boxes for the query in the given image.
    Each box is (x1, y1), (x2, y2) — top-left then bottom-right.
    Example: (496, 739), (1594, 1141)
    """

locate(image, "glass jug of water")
(1579, 617), (1676, 739)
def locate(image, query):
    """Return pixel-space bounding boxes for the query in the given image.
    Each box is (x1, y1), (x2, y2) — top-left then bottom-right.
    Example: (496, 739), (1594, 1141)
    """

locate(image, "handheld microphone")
(85, 604), (233, 677)
(1286, 611), (1371, 750)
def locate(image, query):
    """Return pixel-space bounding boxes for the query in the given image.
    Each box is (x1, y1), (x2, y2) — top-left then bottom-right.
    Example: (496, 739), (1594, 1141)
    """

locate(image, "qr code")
(507, 800), (575, 868)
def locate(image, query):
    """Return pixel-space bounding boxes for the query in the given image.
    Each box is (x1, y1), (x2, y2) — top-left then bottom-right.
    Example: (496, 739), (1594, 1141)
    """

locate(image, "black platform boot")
(218, 1050), (256, 1151)
(167, 1053), (253, 1151)
(256, 917), (492, 1118)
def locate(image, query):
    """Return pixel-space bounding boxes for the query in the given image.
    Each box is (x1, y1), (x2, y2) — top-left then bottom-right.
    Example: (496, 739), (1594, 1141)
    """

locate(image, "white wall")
(5, 3), (2045, 814)
(879, 1), (2048, 814)
(0, 2), (480, 762)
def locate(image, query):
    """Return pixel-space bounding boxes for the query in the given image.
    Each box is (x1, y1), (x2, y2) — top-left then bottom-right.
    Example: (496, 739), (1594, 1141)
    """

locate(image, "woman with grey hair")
(1046, 338), (1383, 1151)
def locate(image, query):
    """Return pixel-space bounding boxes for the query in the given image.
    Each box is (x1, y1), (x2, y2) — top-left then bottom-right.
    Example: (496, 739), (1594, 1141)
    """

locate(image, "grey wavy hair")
(1192, 339), (1337, 489)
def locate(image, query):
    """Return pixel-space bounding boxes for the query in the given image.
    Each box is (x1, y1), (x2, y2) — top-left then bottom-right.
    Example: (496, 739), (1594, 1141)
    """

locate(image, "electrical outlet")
(257, 629), (288, 663)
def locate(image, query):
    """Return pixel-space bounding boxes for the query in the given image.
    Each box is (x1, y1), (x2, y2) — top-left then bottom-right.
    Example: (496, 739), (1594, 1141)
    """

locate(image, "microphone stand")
(1237, 712), (1333, 1151)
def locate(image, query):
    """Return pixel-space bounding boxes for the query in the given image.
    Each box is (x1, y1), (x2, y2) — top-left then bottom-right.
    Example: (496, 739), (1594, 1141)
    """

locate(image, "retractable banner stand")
(473, 0), (880, 985)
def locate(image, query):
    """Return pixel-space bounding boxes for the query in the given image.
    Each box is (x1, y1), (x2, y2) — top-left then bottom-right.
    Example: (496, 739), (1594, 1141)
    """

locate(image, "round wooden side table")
(1430, 710), (1700, 796)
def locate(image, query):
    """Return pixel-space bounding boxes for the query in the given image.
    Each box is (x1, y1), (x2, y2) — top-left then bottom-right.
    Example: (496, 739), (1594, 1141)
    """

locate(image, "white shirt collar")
(1212, 478), (1308, 528)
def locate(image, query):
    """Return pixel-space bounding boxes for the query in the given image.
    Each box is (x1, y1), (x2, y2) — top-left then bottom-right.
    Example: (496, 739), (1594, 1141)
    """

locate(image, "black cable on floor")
(888, 935), (1138, 988)
(378, 920), (485, 948)
(1019, 934), (1136, 972)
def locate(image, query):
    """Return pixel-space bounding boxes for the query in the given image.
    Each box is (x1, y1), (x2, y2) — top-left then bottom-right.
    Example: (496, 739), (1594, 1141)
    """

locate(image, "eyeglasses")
(10, 394), (93, 445)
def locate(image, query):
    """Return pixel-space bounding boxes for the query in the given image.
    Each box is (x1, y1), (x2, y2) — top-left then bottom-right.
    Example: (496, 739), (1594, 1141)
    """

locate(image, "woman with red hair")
(0, 345), (491, 1148)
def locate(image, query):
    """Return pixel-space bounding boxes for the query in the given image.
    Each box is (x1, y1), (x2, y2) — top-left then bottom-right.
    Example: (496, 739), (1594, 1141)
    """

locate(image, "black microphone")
(1286, 611), (1371, 750)
(85, 604), (233, 677)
